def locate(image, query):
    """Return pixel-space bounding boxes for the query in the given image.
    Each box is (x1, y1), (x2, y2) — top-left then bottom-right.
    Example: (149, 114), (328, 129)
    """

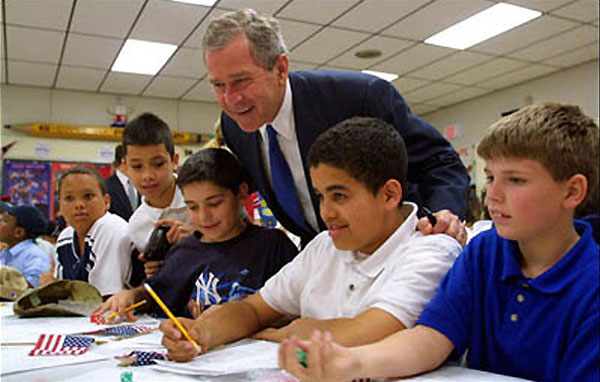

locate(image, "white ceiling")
(1, 0), (598, 115)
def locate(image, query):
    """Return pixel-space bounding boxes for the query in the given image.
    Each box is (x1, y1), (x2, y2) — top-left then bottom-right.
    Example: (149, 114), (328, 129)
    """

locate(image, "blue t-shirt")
(1, 239), (50, 287)
(147, 224), (298, 317)
(418, 220), (599, 381)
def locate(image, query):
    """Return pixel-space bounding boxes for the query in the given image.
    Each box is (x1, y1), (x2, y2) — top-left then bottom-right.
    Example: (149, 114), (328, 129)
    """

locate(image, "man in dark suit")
(203, 9), (469, 247)
(105, 144), (140, 221)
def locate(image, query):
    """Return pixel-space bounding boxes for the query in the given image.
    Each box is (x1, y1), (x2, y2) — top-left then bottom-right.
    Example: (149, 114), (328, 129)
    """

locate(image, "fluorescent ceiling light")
(170, 0), (217, 5)
(425, 3), (541, 50)
(362, 70), (399, 82)
(112, 39), (177, 75)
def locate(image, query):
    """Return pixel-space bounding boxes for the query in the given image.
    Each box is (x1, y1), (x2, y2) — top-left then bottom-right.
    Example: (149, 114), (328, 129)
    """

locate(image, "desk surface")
(1, 303), (529, 382)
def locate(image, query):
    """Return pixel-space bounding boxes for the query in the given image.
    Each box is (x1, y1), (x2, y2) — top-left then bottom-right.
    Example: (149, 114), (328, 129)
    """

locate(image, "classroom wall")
(421, 59), (599, 195)
(0, 85), (221, 163)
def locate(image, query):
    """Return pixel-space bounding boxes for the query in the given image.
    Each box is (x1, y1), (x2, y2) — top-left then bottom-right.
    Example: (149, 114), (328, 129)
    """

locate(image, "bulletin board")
(2, 159), (112, 219)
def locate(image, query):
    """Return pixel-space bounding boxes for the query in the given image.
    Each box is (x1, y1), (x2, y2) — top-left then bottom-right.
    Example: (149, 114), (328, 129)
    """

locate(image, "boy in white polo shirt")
(159, 117), (461, 362)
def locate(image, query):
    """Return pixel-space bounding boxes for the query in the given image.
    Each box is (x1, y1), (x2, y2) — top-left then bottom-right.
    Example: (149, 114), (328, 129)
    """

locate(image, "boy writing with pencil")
(94, 148), (298, 320)
(123, 113), (193, 279)
(279, 103), (599, 382)
(40, 167), (133, 297)
(159, 117), (461, 361)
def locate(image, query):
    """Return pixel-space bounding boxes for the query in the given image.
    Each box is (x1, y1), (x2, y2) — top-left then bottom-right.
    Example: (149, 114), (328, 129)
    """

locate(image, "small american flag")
(29, 334), (95, 356)
(104, 325), (151, 336)
(116, 350), (166, 366)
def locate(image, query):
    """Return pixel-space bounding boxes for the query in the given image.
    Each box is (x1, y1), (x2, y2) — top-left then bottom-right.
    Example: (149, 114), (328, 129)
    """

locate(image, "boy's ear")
(563, 173), (587, 210)
(237, 182), (249, 203)
(381, 179), (403, 210)
(13, 226), (26, 241)
(172, 153), (180, 171)
(103, 193), (111, 212)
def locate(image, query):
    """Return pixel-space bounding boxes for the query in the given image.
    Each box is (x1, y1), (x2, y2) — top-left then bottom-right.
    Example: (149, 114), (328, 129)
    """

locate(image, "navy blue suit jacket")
(105, 173), (138, 221)
(222, 70), (469, 246)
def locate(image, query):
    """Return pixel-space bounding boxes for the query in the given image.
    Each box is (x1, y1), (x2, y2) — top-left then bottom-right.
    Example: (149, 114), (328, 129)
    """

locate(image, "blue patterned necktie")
(126, 179), (138, 210)
(266, 125), (306, 229)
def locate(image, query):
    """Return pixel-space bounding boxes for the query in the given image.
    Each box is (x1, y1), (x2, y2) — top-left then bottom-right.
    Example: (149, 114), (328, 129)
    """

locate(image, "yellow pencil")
(108, 299), (148, 321)
(143, 283), (202, 353)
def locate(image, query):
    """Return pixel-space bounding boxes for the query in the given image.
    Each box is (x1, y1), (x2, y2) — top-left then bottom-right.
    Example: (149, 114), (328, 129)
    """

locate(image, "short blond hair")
(477, 103), (599, 217)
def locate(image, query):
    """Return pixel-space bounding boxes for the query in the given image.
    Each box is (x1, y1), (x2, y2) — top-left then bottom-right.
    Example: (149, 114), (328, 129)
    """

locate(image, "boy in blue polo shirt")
(279, 103), (599, 382)
(0, 203), (51, 287)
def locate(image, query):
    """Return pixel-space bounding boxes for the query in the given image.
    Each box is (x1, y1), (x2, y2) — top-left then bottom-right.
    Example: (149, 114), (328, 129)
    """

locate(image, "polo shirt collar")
(343, 202), (419, 278)
(259, 79), (293, 141)
(500, 220), (594, 294)
(9, 239), (35, 256)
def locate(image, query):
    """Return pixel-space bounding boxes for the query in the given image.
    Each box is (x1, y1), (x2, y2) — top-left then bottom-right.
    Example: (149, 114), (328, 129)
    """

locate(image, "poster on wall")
(3, 161), (51, 217)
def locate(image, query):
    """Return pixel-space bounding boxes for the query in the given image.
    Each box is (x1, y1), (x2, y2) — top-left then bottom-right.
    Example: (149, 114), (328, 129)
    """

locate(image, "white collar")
(260, 79), (294, 140)
(115, 169), (130, 185)
(342, 202), (419, 278)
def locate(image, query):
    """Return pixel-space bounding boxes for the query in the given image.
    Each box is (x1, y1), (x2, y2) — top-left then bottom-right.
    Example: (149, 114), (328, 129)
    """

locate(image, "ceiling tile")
(550, 0), (599, 22)
(328, 36), (413, 70)
(55, 66), (106, 91)
(278, 19), (322, 50)
(508, 25), (598, 62)
(71, 0), (145, 39)
(143, 76), (197, 99)
(411, 103), (440, 115)
(478, 64), (558, 89)
(4, 0), (71, 31)
(62, 33), (123, 69)
(183, 8), (229, 48)
(290, 61), (318, 72)
(5, 26), (64, 63)
(8, 60), (57, 87)
(290, 27), (369, 64)
(332, 0), (428, 33)
(182, 78), (215, 102)
(277, 0), (358, 25)
(161, 47), (206, 78)
(404, 82), (463, 103)
(543, 42), (599, 67)
(371, 43), (454, 75)
(428, 86), (491, 107)
(382, 0), (491, 41)
(445, 57), (527, 85)
(101, 72), (152, 95)
(218, 0), (287, 14)
(471, 15), (577, 55)
(409, 51), (492, 80)
(130, 0), (209, 45)
(393, 76), (431, 94)
(504, 0), (572, 12)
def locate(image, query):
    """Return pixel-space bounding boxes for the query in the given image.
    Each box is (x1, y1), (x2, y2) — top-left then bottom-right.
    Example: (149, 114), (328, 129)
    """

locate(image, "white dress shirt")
(258, 79), (319, 231)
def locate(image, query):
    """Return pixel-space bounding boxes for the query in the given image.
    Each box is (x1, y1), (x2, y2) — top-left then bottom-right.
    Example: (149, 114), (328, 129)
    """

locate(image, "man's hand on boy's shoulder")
(155, 219), (194, 244)
(417, 209), (467, 247)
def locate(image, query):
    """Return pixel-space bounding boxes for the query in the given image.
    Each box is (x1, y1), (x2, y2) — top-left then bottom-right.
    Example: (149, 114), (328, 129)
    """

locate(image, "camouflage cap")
(13, 280), (102, 317)
(0, 266), (30, 301)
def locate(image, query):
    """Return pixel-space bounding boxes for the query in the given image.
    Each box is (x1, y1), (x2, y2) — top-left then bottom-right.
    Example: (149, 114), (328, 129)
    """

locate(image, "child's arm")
(92, 286), (146, 323)
(253, 307), (404, 346)
(160, 292), (284, 362)
(279, 325), (454, 381)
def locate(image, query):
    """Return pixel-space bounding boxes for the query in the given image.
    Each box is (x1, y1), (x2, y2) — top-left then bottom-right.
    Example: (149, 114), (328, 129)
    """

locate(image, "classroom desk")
(1, 303), (530, 382)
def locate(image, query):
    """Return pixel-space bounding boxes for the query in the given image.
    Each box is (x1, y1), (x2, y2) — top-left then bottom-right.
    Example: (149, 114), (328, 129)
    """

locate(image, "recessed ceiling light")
(361, 70), (399, 82)
(170, 0), (217, 6)
(112, 39), (177, 75)
(355, 49), (383, 59)
(424, 3), (541, 50)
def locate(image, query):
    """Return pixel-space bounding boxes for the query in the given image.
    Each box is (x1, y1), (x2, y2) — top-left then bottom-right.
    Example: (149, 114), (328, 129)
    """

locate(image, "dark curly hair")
(308, 117), (408, 196)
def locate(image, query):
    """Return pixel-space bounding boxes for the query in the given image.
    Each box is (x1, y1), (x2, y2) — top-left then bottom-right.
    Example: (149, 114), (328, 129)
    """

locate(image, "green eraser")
(120, 371), (133, 382)
(296, 348), (308, 368)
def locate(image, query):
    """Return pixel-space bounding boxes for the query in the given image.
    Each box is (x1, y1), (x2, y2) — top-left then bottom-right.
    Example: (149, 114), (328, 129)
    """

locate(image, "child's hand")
(155, 219), (193, 244)
(160, 317), (205, 362)
(92, 290), (138, 323)
(279, 331), (362, 382)
(417, 209), (466, 246)
(39, 262), (57, 286)
(137, 252), (165, 278)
